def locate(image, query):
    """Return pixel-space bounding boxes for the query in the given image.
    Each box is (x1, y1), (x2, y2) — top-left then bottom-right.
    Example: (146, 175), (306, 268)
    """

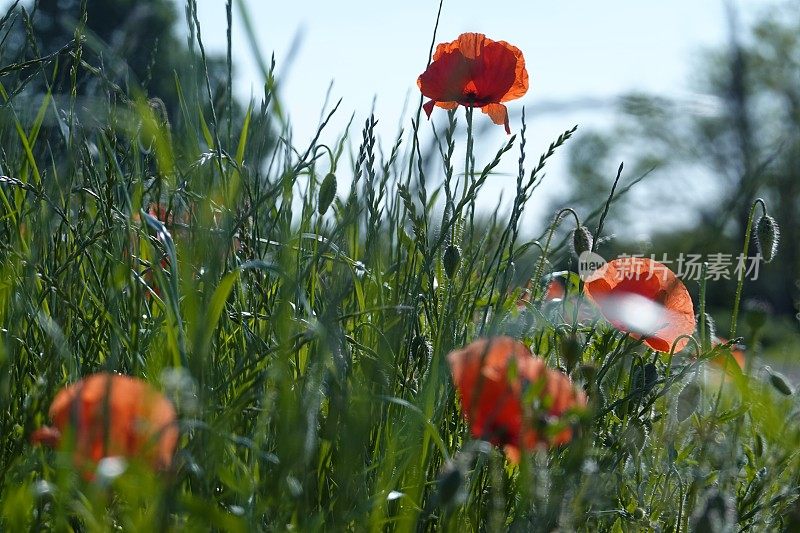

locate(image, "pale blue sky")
(2, 0), (769, 234)
(196, 1), (737, 138)
(192, 1), (766, 236)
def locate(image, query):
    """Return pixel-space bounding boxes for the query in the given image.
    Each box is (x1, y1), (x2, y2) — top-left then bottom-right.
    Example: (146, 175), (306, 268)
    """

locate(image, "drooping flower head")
(31, 373), (178, 476)
(417, 33), (528, 134)
(447, 337), (586, 461)
(583, 257), (695, 353)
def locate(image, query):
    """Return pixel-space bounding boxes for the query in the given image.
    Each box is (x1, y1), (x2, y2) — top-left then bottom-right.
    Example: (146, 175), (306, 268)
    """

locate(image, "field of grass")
(1, 2), (799, 531)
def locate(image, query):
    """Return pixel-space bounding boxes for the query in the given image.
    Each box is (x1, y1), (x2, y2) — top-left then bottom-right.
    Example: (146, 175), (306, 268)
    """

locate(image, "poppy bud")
(754, 433), (765, 457)
(410, 335), (432, 363)
(626, 363), (657, 416)
(765, 367), (793, 395)
(675, 382), (701, 422)
(570, 226), (594, 258)
(633, 507), (647, 521)
(559, 333), (582, 373)
(577, 363), (597, 388)
(436, 461), (463, 506)
(644, 363), (658, 390)
(755, 215), (779, 263)
(443, 244), (461, 279)
(318, 172), (337, 215)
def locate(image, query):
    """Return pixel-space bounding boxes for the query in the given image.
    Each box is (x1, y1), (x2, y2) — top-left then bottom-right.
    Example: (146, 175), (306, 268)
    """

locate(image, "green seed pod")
(766, 367), (793, 395)
(559, 333), (582, 373)
(570, 225), (594, 258)
(676, 382), (701, 422)
(754, 433), (765, 457)
(443, 244), (461, 279)
(755, 214), (779, 263)
(317, 172), (337, 215)
(410, 335), (432, 363)
(633, 507), (646, 521)
(577, 363), (597, 387)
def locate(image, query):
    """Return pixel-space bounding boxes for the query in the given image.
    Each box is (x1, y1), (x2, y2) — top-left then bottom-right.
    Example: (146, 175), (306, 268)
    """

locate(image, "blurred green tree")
(4, 0), (235, 128)
(563, 3), (800, 320)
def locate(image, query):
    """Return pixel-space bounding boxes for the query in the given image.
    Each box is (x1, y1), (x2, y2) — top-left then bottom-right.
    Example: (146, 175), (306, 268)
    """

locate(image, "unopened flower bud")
(570, 226), (594, 258)
(744, 299), (770, 335)
(577, 363), (597, 388)
(559, 333), (582, 373)
(755, 215), (779, 263)
(410, 335), (432, 363)
(443, 244), (461, 279)
(318, 172), (337, 215)
(766, 366), (793, 395)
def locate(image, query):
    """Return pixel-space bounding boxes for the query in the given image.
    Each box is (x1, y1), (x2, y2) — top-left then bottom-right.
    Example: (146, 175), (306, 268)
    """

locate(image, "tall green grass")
(0, 2), (798, 531)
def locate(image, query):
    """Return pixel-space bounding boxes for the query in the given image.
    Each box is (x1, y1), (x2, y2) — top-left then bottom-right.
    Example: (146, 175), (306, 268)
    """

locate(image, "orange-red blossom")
(31, 373), (178, 476)
(583, 257), (695, 353)
(447, 337), (586, 462)
(417, 33), (529, 134)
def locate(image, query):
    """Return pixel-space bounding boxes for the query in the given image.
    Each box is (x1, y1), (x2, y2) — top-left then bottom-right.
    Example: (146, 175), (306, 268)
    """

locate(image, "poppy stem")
(531, 208), (580, 303)
(728, 198), (767, 339)
(593, 162), (624, 254)
(459, 105), (475, 221)
(698, 262), (709, 352)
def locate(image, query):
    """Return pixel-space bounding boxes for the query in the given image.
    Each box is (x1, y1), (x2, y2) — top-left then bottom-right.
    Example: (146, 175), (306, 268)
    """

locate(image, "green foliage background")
(0, 1), (798, 531)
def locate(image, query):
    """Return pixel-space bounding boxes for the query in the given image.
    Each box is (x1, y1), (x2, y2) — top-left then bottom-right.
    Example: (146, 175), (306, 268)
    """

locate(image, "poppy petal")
(447, 337), (530, 446)
(436, 101), (459, 111)
(31, 426), (61, 447)
(423, 99), (436, 119)
(498, 41), (529, 102)
(418, 33), (528, 132)
(447, 337), (586, 459)
(481, 103), (510, 134)
(584, 258), (695, 352)
(470, 41), (520, 103)
(43, 373), (178, 473)
(417, 49), (472, 103)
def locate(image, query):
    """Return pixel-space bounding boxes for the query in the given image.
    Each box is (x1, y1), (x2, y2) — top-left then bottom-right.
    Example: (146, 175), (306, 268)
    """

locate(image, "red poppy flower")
(583, 257), (695, 353)
(516, 277), (565, 310)
(31, 373), (178, 476)
(417, 33), (528, 134)
(543, 278), (566, 301)
(447, 337), (586, 461)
